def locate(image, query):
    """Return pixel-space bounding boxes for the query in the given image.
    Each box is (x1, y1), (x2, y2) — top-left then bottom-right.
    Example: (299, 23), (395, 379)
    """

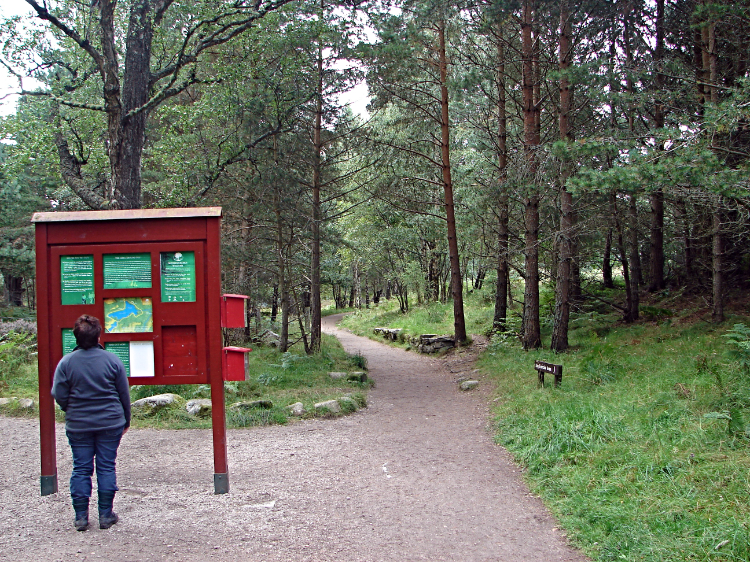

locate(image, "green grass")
(0, 333), (372, 429)
(480, 315), (750, 562)
(341, 295), (494, 345)
(339, 291), (750, 562)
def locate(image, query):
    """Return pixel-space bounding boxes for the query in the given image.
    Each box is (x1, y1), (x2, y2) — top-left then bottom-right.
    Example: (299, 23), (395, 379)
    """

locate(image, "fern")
(723, 324), (750, 373)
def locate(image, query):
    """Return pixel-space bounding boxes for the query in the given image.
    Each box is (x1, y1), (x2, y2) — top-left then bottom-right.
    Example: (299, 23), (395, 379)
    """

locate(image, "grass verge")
(0, 333), (372, 429)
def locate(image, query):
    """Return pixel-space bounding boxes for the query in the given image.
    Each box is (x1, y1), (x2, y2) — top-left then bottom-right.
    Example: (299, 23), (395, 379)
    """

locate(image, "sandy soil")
(0, 314), (588, 562)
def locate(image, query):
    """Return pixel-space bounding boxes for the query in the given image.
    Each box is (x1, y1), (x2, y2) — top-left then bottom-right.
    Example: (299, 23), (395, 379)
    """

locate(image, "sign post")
(534, 360), (563, 388)
(34, 208), (231, 495)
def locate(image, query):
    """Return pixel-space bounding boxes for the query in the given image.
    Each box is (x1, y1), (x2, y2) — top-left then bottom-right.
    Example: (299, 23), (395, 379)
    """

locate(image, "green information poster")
(60, 255), (95, 305)
(62, 329), (76, 355)
(103, 253), (151, 289)
(160, 251), (196, 302)
(104, 297), (154, 333)
(104, 342), (131, 376)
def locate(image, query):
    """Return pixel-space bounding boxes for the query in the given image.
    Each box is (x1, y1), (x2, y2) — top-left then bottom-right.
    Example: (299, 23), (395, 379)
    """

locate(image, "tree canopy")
(1, 0), (749, 347)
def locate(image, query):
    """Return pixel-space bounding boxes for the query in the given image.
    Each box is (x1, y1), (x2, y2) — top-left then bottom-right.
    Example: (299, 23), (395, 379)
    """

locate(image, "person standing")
(52, 315), (130, 531)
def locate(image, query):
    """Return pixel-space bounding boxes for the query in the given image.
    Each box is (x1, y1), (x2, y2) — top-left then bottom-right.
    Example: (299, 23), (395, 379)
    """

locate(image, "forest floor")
(0, 314), (587, 562)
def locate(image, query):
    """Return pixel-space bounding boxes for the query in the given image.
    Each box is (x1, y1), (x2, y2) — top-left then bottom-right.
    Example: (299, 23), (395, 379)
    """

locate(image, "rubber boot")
(97, 491), (119, 529)
(72, 498), (89, 532)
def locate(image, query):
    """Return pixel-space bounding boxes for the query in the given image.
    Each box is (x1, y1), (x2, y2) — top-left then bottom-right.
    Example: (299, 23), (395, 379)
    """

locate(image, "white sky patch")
(0, 0), (45, 117)
(338, 80), (370, 117)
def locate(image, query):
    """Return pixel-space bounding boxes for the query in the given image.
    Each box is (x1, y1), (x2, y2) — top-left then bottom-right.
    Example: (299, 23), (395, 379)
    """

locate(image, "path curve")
(0, 315), (587, 561)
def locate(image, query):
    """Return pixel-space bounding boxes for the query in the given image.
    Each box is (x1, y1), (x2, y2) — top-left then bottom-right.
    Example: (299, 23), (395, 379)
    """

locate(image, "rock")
(328, 372), (347, 380)
(373, 327), (402, 341)
(0, 397), (34, 409)
(185, 399), (212, 417)
(347, 372), (368, 383)
(287, 402), (305, 416)
(314, 399), (341, 414)
(231, 400), (273, 410)
(131, 393), (184, 413)
(460, 380), (479, 391)
(18, 398), (34, 409)
(339, 396), (358, 410)
(418, 334), (455, 354)
(259, 330), (281, 348)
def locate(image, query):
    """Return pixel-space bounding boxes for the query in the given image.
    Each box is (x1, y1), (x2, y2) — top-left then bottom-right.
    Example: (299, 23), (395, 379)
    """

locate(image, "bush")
(0, 331), (36, 391)
(0, 319), (37, 338)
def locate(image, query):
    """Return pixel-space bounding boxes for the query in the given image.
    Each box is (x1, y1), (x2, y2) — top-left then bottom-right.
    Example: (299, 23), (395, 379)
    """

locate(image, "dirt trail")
(0, 315), (587, 561)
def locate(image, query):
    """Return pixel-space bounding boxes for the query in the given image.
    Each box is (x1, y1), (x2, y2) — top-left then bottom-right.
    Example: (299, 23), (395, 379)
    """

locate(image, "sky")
(0, 0), (37, 117)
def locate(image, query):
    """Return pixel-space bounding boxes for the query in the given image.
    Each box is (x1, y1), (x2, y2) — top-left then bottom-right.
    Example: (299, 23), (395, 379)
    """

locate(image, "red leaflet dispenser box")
(221, 294), (248, 328)
(222, 346), (251, 381)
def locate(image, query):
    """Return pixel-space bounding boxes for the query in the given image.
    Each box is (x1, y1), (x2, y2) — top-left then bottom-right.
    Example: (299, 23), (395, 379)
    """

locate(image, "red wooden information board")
(33, 208), (231, 495)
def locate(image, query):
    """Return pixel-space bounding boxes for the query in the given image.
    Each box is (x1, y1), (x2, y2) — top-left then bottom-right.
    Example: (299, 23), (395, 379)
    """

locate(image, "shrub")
(0, 331), (36, 391)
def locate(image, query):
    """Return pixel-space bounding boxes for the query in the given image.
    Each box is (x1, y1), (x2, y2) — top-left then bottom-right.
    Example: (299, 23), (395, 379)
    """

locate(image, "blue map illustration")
(104, 297), (153, 333)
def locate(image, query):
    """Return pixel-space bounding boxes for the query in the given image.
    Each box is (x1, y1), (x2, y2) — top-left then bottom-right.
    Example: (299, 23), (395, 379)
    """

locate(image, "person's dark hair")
(73, 315), (102, 349)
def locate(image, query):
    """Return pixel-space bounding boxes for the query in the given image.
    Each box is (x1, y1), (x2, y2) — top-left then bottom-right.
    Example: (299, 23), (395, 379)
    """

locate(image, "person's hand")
(122, 427), (129, 436)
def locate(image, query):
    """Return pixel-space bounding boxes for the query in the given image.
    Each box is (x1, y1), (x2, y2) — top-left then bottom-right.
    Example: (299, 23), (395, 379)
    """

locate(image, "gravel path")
(0, 315), (587, 561)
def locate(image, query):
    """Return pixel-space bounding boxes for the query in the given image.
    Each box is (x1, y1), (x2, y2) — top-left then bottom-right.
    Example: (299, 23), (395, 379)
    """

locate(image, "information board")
(103, 253), (151, 289)
(35, 207), (227, 496)
(60, 255), (95, 305)
(103, 297), (154, 333)
(104, 342), (131, 375)
(61, 329), (76, 355)
(160, 251), (196, 302)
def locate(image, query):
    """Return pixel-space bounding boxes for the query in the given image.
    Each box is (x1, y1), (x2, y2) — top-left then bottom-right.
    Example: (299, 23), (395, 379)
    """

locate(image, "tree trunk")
(110, 0), (153, 209)
(309, 33), (324, 354)
(437, 20), (467, 344)
(648, 190), (665, 291)
(712, 205), (724, 322)
(627, 195), (640, 321)
(611, 194), (634, 321)
(551, 0), (574, 353)
(493, 25), (510, 333)
(276, 212), (289, 353)
(3, 274), (24, 306)
(426, 240), (440, 301)
(271, 284), (279, 322)
(705, 17), (724, 323)
(602, 229), (615, 288)
(522, 0), (541, 350)
(648, 0), (665, 292)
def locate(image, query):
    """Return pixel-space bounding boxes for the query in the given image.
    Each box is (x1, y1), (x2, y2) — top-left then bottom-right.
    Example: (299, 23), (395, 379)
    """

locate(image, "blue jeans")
(66, 427), (124, 502)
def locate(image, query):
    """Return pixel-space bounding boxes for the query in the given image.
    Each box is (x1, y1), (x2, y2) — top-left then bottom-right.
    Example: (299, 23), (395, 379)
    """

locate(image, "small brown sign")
(535, 360), (563, 387)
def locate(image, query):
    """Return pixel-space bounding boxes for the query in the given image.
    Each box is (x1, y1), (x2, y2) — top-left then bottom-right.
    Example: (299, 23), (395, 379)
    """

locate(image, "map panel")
(104, 297), (153, 333)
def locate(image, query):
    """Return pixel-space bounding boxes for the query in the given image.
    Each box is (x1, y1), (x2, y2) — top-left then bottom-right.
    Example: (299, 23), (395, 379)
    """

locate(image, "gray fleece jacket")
(52, 345), (131, 433)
